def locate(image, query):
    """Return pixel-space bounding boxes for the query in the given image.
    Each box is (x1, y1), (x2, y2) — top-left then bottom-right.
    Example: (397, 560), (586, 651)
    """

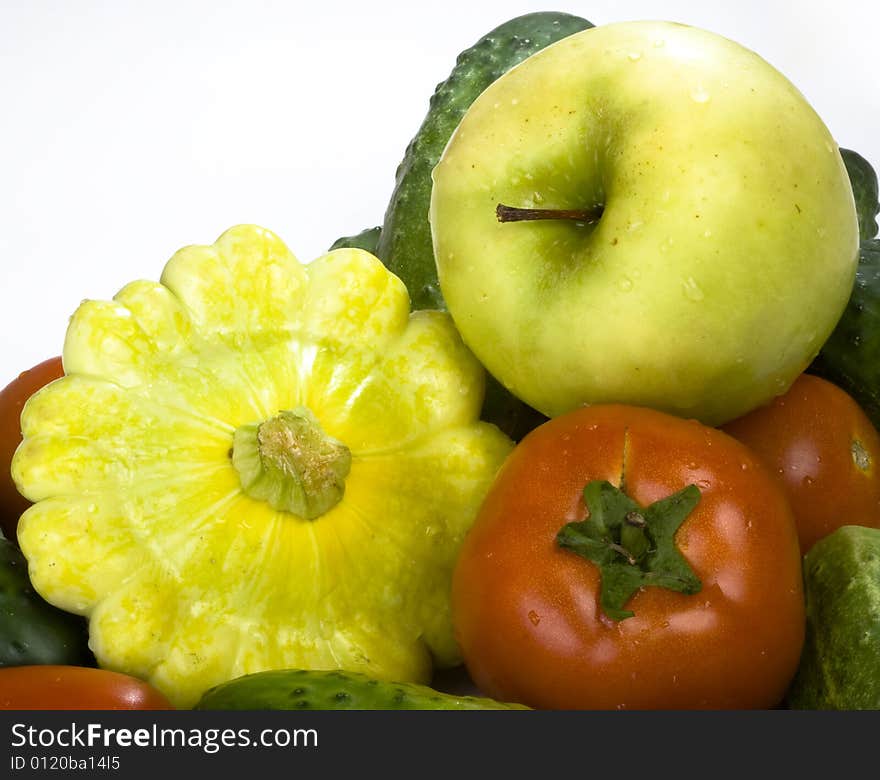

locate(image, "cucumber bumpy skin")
(195, 668), (528, 710)
(840, 148), (879, 241)
(369, 12), (593, 440)
(377, 11), (594, 311)
(811, 239), (880, 427)
(786, 526), (880, 709)
(0, 535), (94, 667)
(810, 151), (878, 421)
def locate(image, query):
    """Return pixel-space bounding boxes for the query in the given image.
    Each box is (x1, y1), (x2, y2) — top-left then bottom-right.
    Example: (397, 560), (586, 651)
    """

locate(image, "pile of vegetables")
(3, 11), (880, 711)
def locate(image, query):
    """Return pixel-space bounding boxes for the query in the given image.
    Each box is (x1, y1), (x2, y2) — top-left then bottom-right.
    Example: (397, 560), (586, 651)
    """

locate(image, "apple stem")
(496, 203), (604, 224)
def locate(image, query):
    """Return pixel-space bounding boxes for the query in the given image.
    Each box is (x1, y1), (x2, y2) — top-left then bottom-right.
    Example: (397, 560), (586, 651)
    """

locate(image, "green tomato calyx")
(556, 480), (702, 621)
(232, 408), (351, 520)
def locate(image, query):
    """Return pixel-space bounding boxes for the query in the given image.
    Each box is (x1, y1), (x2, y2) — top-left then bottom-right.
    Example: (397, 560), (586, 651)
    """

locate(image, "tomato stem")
(556, 481), (702, 621)
(608, 542), (637, 566)
(625, 511), (646, 528)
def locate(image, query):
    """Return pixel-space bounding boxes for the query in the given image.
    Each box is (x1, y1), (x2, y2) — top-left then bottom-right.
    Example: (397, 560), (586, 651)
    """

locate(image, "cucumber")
(786, 526), (880, 709)
(811, 239), (880, 427)
(194, 668), (528, 710)
(0, 534), (93, 667)
(327, 14), (593, 440)
(377, 12), (594, 311)
(373, 12), (592, 439)
(329, 226), (381, 253)
(840, 148), (879, 240)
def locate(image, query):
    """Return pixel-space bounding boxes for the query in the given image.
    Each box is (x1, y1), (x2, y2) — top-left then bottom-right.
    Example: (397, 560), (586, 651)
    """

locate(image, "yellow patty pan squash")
(12, 225), (513, 707)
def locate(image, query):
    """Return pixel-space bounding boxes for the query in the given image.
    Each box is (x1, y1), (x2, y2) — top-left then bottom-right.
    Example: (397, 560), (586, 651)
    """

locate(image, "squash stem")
(231, 408), (351, 520)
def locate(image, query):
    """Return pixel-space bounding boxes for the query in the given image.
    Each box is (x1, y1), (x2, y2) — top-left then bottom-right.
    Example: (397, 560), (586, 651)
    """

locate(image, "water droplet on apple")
(682, 277), (704, 301)
(690, 85), (711, 103)
(627, 51), (642, 61)
(703, 229), (713, 238)
(425, 522), (443, 539)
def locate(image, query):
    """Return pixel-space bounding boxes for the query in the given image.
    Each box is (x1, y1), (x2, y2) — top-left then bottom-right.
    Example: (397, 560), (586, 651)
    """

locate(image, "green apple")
(430, 21), (859, 425)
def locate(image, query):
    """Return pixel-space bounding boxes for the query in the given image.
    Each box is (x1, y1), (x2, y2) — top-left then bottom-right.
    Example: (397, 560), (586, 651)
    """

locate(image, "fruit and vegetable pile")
(3, 13), (880, 711)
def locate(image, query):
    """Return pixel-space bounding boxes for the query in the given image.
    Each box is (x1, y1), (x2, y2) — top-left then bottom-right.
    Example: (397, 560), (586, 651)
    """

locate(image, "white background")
(1, 0), (878, 387)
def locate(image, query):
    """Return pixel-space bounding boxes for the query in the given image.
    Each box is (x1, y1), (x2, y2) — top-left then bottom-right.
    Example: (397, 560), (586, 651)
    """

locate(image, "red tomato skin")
(722, 373), (880, 553)
(0, 666), (174, 710)
(452, 405), (805, 710)
(0, 357), (64, 542)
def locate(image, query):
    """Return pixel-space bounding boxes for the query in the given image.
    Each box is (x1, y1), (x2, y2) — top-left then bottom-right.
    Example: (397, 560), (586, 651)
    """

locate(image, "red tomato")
(722, 373), (880, 553)
(452, 404), (805, 710)
(0, 356), (64, 542)
(0, 666), (173, 710)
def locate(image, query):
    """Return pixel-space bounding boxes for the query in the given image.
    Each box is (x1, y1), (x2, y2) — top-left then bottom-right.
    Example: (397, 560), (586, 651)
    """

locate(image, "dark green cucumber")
(329, 226), (382, 253)
(811, 239), (880, 427)
(327, 14), (592, 439)
(0, 534), (93, 667)
(841, 148), (879, 240)
(377, 12), (594, 311)
(786, 526), (880, 709)
(194, 668), (528, 710)
(374, 13), (592, 440)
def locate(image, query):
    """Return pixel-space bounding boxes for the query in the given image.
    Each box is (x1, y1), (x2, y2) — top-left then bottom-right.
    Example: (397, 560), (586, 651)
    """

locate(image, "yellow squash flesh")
(12, 225), (513, 707)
